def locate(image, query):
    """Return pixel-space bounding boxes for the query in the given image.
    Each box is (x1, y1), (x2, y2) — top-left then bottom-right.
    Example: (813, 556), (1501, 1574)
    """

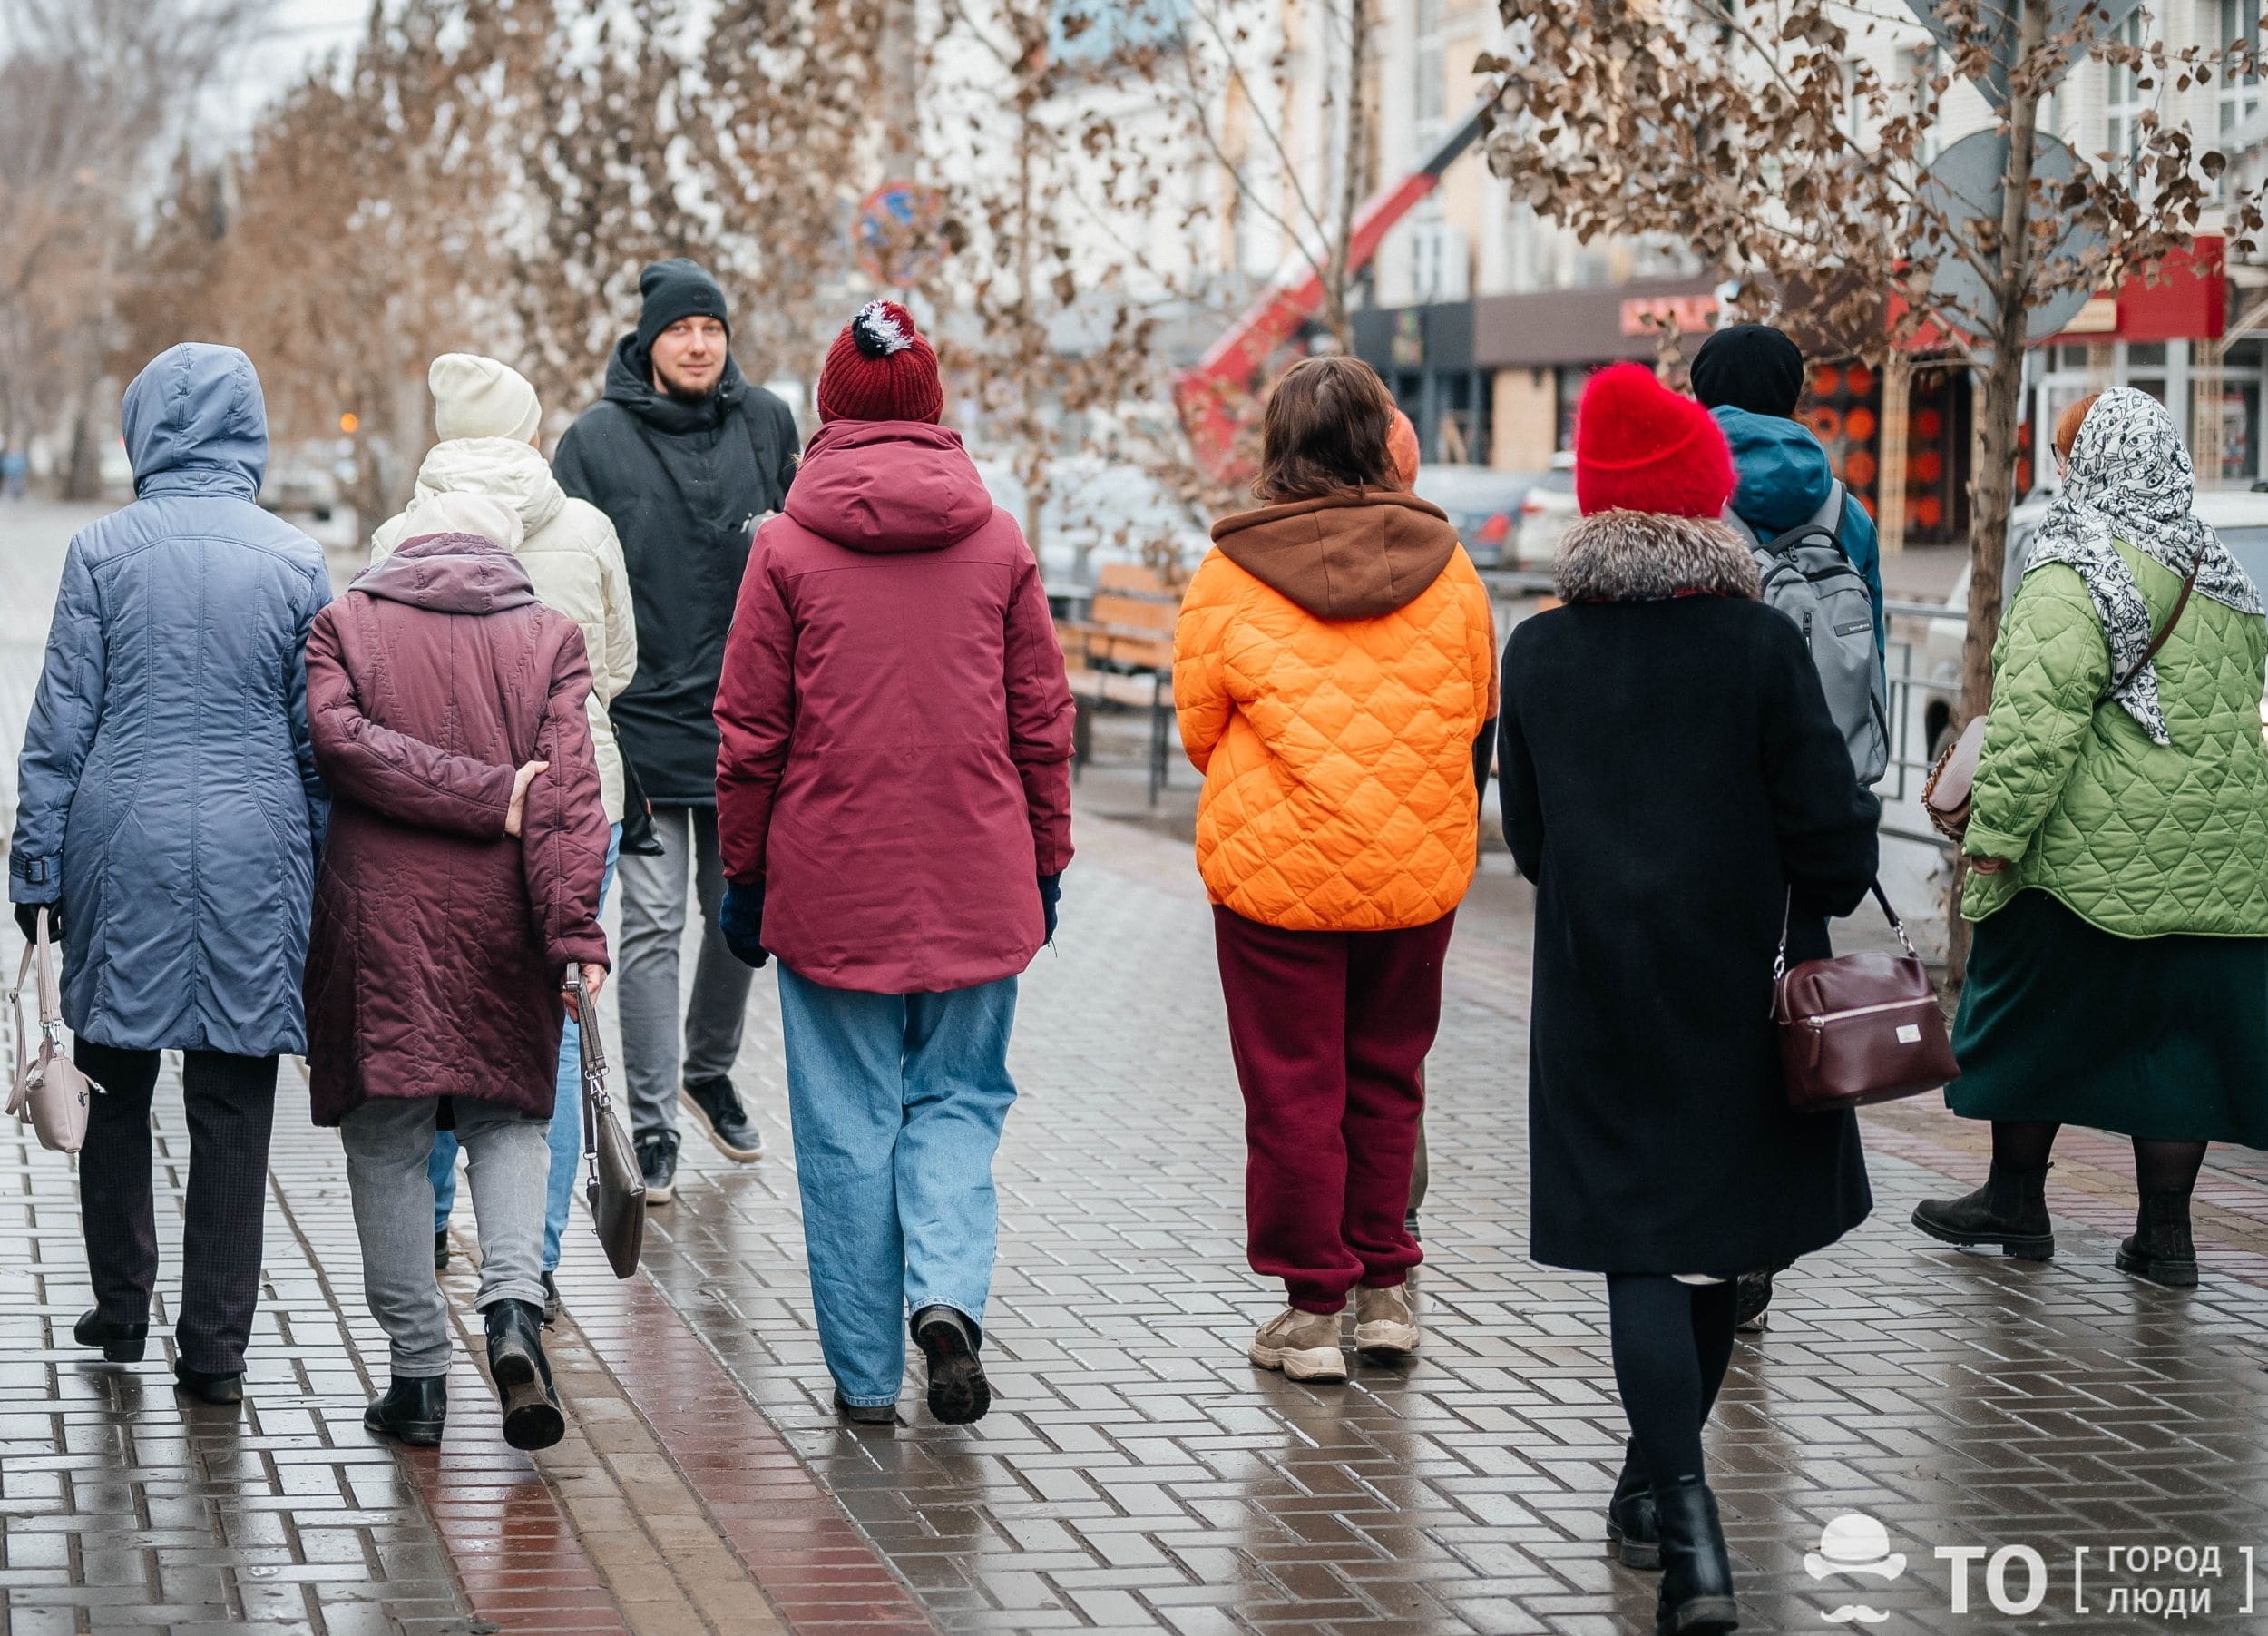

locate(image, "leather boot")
(364, 1376), (448, 1446)
(173, 1366), (244, 1406)
(1911, 1163), (2054, 1260)
(912, 1306), (992, 1425)
(1607, 1441), (1660, 1570)
(1653, 1477), (1738, 1635)
(2116, 1191), (2199, 1288)
(73, 1309), (148, 1363)
(484, 1298), (565, 1450)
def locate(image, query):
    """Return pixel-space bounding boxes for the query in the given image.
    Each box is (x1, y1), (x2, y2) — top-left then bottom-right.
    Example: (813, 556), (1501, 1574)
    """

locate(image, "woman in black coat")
(1498, 365), (1879, 1636)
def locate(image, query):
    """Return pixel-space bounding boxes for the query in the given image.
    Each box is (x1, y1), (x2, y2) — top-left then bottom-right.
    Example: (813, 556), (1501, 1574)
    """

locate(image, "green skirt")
(1948, 888), (2268, 1145)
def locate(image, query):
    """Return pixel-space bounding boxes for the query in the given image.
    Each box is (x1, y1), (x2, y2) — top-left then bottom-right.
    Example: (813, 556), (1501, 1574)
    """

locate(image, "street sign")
(1901, 0), (2144, 109)
(1912, 130), (2103, 340)
(855, 181), (947, 289)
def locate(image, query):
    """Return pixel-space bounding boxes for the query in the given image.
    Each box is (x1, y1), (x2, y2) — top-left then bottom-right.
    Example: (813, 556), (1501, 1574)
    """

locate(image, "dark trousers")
(1211, 906), (1454, 1312)
(72, 1043), (279, 1375)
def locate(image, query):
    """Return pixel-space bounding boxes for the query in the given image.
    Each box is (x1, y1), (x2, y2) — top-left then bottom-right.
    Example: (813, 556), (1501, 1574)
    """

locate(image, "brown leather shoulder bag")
(1772, 885), (1959, 1112)
(567, 975), (646, 1278)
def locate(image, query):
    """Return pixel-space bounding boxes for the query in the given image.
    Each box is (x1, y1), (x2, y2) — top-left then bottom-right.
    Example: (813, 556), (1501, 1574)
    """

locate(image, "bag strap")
(1774, 880), (1919, 982)
(2099, 549), (2204, 704)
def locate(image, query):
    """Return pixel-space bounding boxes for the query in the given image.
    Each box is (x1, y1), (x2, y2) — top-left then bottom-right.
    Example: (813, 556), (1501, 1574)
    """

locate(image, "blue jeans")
(432, 824), (620, 1270)
(776, 965), (1019, 1408)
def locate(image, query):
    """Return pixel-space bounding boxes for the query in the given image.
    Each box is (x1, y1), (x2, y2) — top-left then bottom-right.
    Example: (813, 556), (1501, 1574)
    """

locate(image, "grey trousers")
(618, 803), (753, 1141)
(343, 1096), (548, 1379)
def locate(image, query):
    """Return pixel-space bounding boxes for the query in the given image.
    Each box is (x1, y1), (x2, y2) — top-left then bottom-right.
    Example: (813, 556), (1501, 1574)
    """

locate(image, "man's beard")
(656, 367), (721, 405)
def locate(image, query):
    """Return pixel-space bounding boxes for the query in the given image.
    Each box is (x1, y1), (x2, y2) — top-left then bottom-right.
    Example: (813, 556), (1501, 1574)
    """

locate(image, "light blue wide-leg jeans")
(776, 964), (1019, 1408)
(433, 825), (621, 1269)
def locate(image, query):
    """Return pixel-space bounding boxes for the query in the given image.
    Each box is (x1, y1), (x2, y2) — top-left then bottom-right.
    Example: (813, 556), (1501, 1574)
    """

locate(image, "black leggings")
(1992, 1120), (2208, 1198)
(1607, 1274), (1739, 1489)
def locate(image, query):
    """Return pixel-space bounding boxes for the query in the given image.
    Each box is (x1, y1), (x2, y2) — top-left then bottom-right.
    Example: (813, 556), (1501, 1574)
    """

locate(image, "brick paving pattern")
(6, 499), (2268, 1633)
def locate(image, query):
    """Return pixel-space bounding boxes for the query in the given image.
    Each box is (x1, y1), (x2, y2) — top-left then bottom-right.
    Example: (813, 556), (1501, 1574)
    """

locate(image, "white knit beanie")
(429, 352), (543, 444)
(401, 491), (526, 553)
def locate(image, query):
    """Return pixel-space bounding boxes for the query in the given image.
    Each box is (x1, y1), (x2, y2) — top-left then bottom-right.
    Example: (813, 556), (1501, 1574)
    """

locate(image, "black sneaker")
(542, 1270), (562, 1325)
(683, 1076), (765, 1161)
(637, 1131), (679, 1205)
(434, 1229), (451, 1272)
(912, 1306), (992, 1425)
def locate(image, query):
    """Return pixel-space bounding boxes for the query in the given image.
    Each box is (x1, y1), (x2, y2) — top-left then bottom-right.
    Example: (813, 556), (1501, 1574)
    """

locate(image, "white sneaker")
(1247, 1308), (1347, 1382)
(1354, 1283), (1420, 1358)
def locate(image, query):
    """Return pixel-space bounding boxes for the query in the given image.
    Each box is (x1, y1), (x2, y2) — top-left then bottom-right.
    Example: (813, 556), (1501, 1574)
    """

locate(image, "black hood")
(601, 330), (748, 435)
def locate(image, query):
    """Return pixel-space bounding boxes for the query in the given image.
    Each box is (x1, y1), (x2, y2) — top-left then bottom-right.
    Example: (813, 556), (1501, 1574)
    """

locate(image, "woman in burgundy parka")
(303, 491), (611, 1453)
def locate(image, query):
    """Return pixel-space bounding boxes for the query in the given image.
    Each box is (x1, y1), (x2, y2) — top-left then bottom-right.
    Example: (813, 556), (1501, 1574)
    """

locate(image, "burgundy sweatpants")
(1212, 906), (1456, 1313)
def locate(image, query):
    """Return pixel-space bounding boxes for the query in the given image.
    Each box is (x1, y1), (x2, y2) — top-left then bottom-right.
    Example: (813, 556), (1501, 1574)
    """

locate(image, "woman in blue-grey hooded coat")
(7, 343), (331, 1403)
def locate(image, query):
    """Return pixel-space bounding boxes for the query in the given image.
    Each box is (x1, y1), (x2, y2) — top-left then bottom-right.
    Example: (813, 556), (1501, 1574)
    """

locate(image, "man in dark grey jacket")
(554, 258), (799, 1202)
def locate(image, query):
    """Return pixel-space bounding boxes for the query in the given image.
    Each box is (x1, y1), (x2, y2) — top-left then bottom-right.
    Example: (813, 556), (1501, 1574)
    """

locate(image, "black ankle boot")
(1911, 1163), (2054, 1259)
(73, 1309), (148, 1363)
(1607, 1441), (1660, 1570)
(912, 1306), (991, 1425)
(364, 1376), (448, 1446)
(2116, 1191), (2199, 1288)
(484, 1298), (564, 1450)
(1653, 1478), (1738, 1635)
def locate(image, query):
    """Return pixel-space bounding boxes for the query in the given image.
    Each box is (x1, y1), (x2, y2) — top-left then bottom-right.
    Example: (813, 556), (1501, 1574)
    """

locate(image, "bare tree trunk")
(1948, 0), (2047, 981)
(1323, 0), (1369, 348)
(62, 397), (100, 501)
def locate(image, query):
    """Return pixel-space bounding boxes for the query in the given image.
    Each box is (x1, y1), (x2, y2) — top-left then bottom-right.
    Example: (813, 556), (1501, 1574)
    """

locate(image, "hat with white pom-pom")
(816, 299), (943, 425)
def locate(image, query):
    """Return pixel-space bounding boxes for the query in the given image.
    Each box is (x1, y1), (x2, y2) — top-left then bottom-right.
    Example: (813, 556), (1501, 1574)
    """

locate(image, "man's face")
(650, 316), (728, 400)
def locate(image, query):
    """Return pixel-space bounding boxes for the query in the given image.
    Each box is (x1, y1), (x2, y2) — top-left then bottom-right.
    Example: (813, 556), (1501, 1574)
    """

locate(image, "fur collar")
(1553, 510), (1761, 604)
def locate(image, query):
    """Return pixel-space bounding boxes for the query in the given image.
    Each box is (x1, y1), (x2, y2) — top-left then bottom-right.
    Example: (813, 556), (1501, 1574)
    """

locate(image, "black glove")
(1038, 873), (1062, 942)
(719, 880), (768, 968)
(13, 900), (60, 945)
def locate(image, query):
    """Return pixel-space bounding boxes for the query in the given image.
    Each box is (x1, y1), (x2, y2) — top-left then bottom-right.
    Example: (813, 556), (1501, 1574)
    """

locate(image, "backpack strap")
(1761, 480), (1846, 558)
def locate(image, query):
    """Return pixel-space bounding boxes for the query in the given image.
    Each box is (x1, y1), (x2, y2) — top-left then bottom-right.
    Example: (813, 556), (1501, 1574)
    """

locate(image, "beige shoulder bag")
(7, 909), (93, 1153)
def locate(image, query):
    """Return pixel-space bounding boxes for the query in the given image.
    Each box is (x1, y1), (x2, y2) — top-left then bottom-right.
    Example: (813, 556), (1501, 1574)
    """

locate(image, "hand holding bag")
(567, 974), (645, 1277)
(1924, 550), (2203, 842)
(7, 908), (93, 1153)
(1772, 885), (1959, 1112)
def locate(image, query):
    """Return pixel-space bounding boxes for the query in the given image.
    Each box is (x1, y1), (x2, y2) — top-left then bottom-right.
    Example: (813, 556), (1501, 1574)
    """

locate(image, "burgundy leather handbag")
(1772, 885), (1959, 1112)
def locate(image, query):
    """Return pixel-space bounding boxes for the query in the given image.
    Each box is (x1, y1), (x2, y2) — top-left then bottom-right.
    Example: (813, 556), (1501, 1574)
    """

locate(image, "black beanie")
(635, 259), (731, 357)
(1690, 323), (1806, 418)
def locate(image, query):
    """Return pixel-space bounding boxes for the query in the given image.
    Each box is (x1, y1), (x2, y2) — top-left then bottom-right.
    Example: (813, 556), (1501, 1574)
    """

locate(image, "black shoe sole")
(1660, 1595), (1738, 1635)
(491, 1349), (565, 1450)
(2115, 1249), (2200, 1288)
(835, 1396), (900, 1425)
(1911, 1205), (2055, 1260)
(364, 1407), (445, 1447)
(916, 1318), (992, 1425)
(74, 1318), (148, 1363)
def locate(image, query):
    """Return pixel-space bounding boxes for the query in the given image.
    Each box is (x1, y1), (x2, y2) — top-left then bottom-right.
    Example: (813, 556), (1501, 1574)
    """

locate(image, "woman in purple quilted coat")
(302, 492), (610, 1454)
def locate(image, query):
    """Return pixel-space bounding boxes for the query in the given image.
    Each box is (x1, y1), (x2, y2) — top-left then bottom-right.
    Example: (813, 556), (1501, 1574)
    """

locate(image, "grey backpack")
(1738, 482), (1889, 787)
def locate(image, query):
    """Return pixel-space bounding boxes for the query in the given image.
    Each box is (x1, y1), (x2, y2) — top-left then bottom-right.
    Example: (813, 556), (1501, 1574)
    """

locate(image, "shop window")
(2126, 341), (2168, 367)
(2224, 0), (2261, 137)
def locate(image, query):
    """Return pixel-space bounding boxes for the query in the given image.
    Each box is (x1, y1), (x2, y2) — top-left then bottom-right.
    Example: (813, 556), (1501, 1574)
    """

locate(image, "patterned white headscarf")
(2023, 387), (2262, 745)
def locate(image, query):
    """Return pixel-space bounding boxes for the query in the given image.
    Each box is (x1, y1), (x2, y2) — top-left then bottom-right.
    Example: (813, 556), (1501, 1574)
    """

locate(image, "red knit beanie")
(1573, 362), (1735, 519)
(816, 300), (943, 424)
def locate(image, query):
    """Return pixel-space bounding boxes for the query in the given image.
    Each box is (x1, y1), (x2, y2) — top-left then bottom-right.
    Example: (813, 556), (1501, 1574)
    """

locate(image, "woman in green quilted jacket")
(1913, 389), (2268, 1288)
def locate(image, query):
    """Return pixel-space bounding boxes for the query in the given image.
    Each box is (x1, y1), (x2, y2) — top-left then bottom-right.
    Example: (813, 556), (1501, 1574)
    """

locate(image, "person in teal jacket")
(1691, 323), (1887, 672)
(1913, 388), (2268, 1289)
(1690, 324), (1888, 1337)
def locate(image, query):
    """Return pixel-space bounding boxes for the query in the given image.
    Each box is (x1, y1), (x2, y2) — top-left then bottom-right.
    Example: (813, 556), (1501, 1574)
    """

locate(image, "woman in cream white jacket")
(369, 353), (637, 1317)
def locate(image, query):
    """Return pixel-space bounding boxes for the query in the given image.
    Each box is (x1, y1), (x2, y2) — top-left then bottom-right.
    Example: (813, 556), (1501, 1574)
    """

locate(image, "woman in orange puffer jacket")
(1173, 357), (1497, 1382)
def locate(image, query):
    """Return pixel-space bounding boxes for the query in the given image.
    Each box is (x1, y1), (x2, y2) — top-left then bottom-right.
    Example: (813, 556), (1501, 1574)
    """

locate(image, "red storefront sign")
(1893, 237), (2226, 349)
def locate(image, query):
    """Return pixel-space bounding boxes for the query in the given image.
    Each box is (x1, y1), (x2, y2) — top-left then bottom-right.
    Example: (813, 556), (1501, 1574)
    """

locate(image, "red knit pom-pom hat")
(817, 299), (944, 424)
(1573, 362), (1735, 519)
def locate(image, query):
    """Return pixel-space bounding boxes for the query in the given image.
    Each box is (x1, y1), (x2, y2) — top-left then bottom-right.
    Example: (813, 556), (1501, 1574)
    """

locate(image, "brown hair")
(1255, 356), (1400, 505)
(2054, 392), (2103, 464)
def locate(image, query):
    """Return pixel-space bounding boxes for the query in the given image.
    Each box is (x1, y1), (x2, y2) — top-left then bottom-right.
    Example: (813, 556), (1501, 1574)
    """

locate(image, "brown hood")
(1209, 490), (1460, 620)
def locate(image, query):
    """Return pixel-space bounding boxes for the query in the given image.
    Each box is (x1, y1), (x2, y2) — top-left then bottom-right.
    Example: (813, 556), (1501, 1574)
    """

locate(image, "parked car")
(1412, 464), (1536, 569)
(1514, 452), (1579, 568)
